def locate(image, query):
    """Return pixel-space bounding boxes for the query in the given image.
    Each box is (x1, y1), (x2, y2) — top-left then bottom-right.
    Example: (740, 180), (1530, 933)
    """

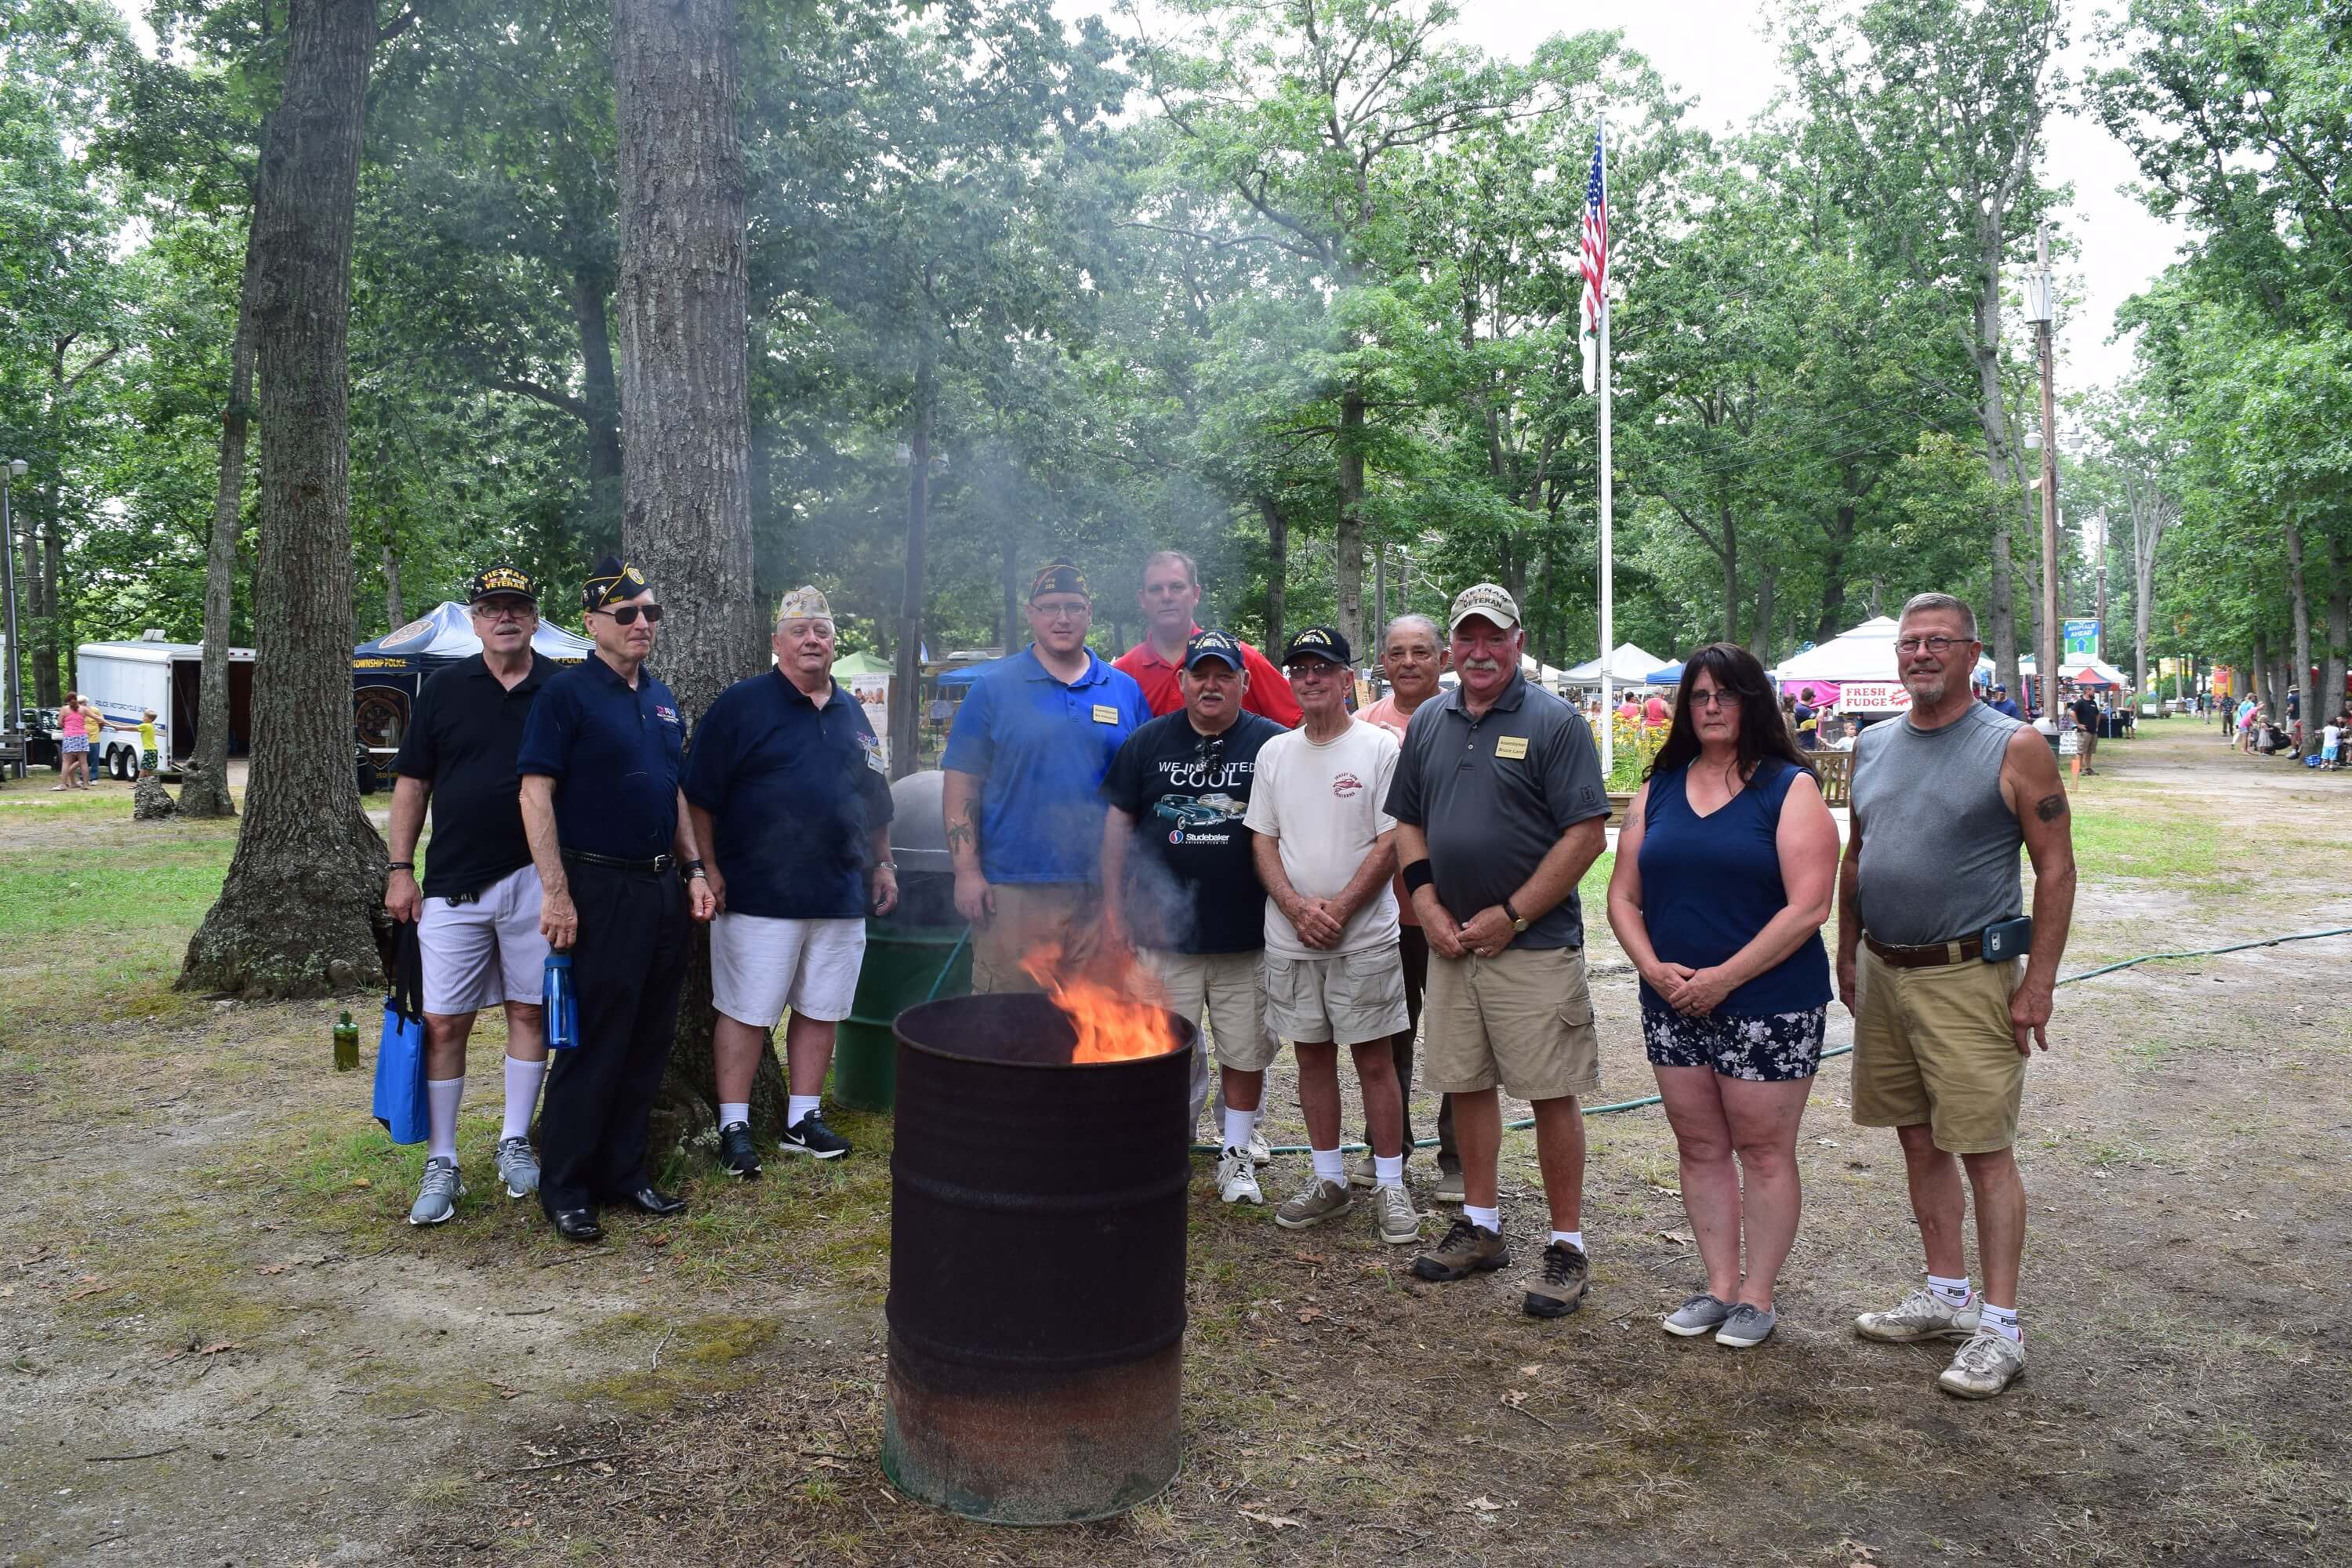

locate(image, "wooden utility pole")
(2032, 224), (2060, 713)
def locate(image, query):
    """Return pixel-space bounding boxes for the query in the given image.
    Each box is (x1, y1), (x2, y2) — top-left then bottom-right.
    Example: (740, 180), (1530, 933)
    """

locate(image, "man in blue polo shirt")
(518, 556), (716, 1243)
(686, 586), (897, 1177)
(942, 560), (1150, 992)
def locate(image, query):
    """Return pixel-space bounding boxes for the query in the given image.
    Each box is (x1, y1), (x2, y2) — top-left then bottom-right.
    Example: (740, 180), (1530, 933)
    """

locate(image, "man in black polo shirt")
(517, 557), (716, 1243)
(384, 564), (555, 1225)
(685, 586), (897, 1178)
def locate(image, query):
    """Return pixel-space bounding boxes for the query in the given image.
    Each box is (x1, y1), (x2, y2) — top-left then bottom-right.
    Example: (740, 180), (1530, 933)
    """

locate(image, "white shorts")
(418, 862), (550, 1015)
(710, 912), (866, 1029)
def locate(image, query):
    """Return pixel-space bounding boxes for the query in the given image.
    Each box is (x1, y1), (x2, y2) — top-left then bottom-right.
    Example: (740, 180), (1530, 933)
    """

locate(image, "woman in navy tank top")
(1606, 643), (1838, 1349)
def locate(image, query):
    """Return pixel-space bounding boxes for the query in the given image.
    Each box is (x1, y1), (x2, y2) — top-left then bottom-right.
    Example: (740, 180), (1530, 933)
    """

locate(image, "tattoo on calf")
(2034, 793), (2067, 823)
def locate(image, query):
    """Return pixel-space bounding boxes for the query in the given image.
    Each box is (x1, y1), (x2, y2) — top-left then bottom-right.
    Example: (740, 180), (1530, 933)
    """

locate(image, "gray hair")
(1381, 612), (1442, 652)
(1142, 550), (1199, 588)
(1898, 592), (1977, 641)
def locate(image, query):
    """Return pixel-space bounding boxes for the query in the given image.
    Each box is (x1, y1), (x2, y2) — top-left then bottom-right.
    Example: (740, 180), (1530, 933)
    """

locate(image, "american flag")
(1579, 121), (1607, 394)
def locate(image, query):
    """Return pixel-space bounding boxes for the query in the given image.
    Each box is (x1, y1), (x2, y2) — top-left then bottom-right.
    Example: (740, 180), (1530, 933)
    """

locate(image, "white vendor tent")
(1563, 642), (1667, 685)
(1772, 615), (1994, 714)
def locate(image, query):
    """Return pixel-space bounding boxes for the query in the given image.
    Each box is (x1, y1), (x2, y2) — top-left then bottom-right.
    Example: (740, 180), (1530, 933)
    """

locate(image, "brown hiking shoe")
(1522, 1240), (1589, 1318)
(1410, 1217), (1509, 1281)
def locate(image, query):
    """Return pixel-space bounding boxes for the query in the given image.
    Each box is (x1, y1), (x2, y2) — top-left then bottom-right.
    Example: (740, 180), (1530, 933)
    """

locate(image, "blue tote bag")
(371, 920), (429, 1145)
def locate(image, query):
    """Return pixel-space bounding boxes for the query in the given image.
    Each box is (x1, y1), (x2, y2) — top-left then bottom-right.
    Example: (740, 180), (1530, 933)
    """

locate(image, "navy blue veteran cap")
(1183, 630), (1246, 671)
(1283, 625), (1352, 666)
(583, 554), (650, 612)
(466, 563), (537, 604)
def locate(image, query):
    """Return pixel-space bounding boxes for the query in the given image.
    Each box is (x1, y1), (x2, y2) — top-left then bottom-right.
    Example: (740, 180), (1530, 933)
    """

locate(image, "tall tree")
(180, 0), (385, 996)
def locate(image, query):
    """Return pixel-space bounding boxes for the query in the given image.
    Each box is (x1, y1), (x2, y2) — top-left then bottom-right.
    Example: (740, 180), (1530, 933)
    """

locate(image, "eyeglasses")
(1287, 660), (1341, 678)
(594, 602), (663, 626)
(471, 600), (531, 619)
(1032, 600), (1091, 622)
(1687, 689), (1738, 710)
(1894, 636), (1967, 655)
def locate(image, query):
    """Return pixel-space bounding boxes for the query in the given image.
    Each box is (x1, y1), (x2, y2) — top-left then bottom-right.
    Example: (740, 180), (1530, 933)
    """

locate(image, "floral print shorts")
(1642, 1005), (1826, 1083)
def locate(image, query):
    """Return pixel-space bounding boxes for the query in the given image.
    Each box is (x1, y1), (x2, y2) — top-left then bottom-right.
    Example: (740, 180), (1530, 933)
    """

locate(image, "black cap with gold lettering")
(466, 563), (538, 605)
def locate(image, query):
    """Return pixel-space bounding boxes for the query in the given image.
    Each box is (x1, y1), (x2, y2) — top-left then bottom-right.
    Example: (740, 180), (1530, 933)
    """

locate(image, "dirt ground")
(2, 720), (2348, 1566)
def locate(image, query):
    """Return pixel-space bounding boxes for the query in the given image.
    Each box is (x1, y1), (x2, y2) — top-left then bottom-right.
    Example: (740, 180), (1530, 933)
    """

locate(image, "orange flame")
(1018, 941), (1182, 1062)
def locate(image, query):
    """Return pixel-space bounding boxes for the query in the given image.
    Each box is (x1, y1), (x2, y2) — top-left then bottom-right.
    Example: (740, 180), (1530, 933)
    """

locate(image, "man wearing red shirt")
(1114, 550), (1303, 727)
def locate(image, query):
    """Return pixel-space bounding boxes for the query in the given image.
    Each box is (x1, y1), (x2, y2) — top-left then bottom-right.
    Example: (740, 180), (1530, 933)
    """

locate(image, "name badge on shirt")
(1092, 704), (1120, 724)
(1494, 735), (1530, 760)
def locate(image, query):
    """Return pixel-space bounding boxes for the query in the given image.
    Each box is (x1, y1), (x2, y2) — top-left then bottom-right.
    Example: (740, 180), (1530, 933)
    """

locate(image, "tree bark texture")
(179, 224), (258, 819)
(612, 0), (774, 1143)
(180, 0), (387, 999)
(1334, 389), (1366, 658)
(381, 543), (405, 627)
(574, 263), (625, 551)
(2284, 518), (2313, 731)
(2324, 536), (2349, 735)
(1258, 495), (1287, 655)
(1969, 284), (2024, 700)
(889, 354), (932, 782)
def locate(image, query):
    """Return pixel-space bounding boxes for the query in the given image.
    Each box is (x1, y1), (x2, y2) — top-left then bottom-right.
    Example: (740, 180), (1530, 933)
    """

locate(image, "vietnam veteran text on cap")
(466, 563), (538, 605)
(1282, 625), (1352, 666)
(1028, 560), (1090, 601)
(1183, 630), (1245, 670)
(1446, 583), (1521, 633)
(583, 554), (650, 612)
(775, 585), (834, 625)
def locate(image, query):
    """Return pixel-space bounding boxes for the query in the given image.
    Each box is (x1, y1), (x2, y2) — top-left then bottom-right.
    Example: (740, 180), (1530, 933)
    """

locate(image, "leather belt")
(562, 848), (674, 875)
(1864, 932), (1982, 969)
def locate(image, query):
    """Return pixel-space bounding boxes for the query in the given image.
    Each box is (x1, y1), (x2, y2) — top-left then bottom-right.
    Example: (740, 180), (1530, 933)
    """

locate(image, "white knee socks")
(426, 1076), (464, 1164)
(502, 1055), (546, 1142)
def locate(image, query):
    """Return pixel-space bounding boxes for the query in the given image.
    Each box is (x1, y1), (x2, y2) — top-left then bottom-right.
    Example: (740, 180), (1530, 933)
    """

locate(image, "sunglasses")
(595, 602), (663, 626)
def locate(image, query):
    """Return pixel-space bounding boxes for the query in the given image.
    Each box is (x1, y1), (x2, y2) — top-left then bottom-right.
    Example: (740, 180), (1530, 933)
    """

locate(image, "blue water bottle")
(543, 953), (579, 1050)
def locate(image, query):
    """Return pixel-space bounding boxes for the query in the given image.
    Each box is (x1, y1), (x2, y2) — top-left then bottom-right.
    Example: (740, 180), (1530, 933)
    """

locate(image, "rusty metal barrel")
(883, 993), (1195, 1524)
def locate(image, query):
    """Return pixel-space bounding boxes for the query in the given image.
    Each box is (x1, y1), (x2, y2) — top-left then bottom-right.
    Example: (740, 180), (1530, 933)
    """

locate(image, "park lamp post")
(2, 456), (25, 779)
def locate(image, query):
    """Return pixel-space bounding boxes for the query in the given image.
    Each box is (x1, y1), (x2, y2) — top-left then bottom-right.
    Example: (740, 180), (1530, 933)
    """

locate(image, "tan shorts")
(1263, 946), (1410, 1048)
(1850, 945), (2026, 1153)
(972, 883), (1100, 994)
(1142, 948), (1276, 1074)
(1421, 945), (1601, 1101)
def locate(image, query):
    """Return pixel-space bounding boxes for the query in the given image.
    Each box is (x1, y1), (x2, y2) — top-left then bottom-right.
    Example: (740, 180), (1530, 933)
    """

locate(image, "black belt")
(562, 848), (673, 875)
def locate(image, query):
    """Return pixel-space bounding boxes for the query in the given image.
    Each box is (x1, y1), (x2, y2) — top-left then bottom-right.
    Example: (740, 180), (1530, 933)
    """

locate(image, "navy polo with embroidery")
(516, 652), (686, 860)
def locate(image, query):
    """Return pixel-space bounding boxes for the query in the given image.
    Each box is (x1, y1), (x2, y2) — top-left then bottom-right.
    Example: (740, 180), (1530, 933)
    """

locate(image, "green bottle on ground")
(333, 1010), (359, 1072)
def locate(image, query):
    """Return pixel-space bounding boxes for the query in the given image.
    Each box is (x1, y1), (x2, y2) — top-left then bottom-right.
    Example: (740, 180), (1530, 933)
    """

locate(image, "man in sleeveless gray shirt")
(1838, 593), (2076, 1399)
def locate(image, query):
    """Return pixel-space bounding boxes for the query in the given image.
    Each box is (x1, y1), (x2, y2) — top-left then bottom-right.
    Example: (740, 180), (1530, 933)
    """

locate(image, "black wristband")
(1401, 858), (1435, 893)
(683, 858), (705, 873)
(388, 861), (415, 872)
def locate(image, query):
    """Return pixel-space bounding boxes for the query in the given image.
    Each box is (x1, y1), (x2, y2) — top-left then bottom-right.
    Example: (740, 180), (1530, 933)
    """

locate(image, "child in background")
(137, 710), (158, 777)
(2324, 715), (2343, 772)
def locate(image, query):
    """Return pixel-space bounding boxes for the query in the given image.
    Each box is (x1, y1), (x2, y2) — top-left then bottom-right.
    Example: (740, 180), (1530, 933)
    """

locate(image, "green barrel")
(833, 920), (972, 1112)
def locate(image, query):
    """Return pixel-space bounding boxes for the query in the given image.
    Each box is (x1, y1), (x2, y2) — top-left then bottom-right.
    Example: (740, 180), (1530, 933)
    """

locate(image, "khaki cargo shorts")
(1850, 945), (2026, 1153)
(1421, 945), (1602, 1102)
(1263, 945), (1410, 1048)
(1142, 948), (1278, 1073)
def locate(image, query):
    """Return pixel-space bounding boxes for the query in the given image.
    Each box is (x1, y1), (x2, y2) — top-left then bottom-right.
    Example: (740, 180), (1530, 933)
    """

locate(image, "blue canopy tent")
(353, 602), (595, 771)
(932, 656), (1013, 689)
(1642, 663), (1685, 684)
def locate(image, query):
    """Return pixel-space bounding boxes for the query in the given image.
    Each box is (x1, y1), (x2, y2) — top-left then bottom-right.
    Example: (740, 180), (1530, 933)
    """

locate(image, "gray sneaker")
(1432, 1168), (1465, 1205)
(495, 1136), (541, 1199)
(1347, 1152), (1377, 1189)
(1663, 1292), (1733, 1338)
(408, 1157), (466, 1225)
(1715, 1302), (1777, 1348)
(1856, 1284), (1981, 1343)
(1273, 1178), (1354, 1229)
(1938, 1328), (2026, 1398)
(1374, 1184), (1421, 1245)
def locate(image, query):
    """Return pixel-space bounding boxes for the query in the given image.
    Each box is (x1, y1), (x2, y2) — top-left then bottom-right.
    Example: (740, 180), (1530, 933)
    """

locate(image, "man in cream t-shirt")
(1238, 626), (1419, 1247)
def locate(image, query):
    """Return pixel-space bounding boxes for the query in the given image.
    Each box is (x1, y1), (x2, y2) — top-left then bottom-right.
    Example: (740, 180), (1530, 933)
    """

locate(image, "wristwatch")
(876, 859), (898, 872)
(1503, 898), (1529, 935)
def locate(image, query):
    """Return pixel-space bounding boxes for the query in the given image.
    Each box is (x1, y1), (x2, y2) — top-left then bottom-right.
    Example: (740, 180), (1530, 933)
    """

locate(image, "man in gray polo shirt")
(1386, 584), (1611, 1319)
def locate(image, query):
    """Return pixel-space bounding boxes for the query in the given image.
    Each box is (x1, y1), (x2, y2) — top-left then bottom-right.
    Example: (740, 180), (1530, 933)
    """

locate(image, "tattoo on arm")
(2034, 793), (2067, 823)
(945, 818), (974, 851)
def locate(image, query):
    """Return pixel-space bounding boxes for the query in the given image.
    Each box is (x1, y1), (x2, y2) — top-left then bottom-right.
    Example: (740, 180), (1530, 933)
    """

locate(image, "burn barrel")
(884, 993), (1195, 1524)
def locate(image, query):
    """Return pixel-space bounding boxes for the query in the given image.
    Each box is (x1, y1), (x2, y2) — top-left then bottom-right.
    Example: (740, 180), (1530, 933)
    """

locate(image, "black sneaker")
(717, 1120), (763, 1179)
(779, 1112), (851, 1161)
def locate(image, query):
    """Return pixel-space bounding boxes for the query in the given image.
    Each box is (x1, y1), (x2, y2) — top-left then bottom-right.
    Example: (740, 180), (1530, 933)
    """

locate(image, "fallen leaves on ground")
(1239, 1508), (1304, 1530)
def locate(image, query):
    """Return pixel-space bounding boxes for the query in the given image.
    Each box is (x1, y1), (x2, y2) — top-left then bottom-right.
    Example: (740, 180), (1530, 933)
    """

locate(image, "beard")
(1907, 671), (1948, 706)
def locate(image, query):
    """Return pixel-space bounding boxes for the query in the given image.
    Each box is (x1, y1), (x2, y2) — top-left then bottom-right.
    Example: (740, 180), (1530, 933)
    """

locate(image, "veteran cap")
(583, 554), (649, 612)
(1183, 630), (1245, 670)
(1028, 560), (1091, 602)
(466, 563), (538, 605)
(1447, 583), (1521, 633)
(1282, 625), (1352, 666)
(775, 585), (834, 625)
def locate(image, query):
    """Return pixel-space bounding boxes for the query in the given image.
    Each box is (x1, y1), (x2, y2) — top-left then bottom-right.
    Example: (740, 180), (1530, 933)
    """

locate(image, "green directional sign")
(2063, 619), (2099, 657)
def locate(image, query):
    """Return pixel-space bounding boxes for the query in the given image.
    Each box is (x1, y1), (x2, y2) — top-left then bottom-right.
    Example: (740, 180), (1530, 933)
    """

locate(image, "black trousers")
(1358, 924), (1458, 1174)
(539, 858), (689, 1215)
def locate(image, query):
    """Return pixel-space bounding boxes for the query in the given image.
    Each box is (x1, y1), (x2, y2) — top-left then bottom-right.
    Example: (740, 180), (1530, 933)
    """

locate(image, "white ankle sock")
(1927, 1272), (1973, 1308)
(1550, 1229), (1584, 1254)
(1221, 1108), (1258, 1154)
(1980, 1302), (2021, 1341)
(426, 1076), (464, 1164)
(501, 1056), (546, 1142)
(787, 1094), (822, 1127)
(718, 1101), (751, 1130)
(1464, 1203), (1501, 1233)
(1374, 1153), (1405, 1189)
(1309, 1147), (1345, 1186)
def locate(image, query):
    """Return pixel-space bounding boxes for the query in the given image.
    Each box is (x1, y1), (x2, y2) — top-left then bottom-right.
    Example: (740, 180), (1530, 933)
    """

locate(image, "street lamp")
(2, 457), (24, 779)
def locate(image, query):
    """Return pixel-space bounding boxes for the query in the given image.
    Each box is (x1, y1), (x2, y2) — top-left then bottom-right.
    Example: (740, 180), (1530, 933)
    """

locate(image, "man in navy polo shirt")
(942, 560), (1150, 992)
(517, 556), (716, 1243)
(686, 586), (897, 1178)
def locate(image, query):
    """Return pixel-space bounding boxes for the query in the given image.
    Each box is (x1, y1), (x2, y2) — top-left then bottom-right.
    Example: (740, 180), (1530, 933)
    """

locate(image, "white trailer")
(75, 633), (256, 779)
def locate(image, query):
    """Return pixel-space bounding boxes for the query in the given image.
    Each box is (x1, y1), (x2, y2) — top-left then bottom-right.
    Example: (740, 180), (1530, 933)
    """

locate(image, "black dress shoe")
(619, 1185), (687, 1217)
(551, 1207), (604, 1243)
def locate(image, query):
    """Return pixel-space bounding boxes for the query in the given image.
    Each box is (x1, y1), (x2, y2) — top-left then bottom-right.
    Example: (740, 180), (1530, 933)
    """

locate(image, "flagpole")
(1596, 118), (1614, 781)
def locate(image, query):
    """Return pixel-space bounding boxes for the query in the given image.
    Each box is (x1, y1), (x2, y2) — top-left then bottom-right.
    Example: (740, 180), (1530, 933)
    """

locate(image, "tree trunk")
(1258, 494), (1287, 655)
(1335, 389), (1366, 659)
(180, 225), (261, 819)
(36, 517), (62, 704)
(2324, 535), (2350, 737)
(998, 531), (1018, 655)
(574, 263), (625, 552)
(180, 0), (385, 1000)
(1716, 481), (1740, 644)
(612, 0), (770, 1143)
(380, 543), (404, 627)
(2284, 517), (2314, 737)
(2129, 481), (2170, 710)
(1969, 283), (2026, 699)
(889, 353), (933, 782)
(1749, 562), (1776, 663)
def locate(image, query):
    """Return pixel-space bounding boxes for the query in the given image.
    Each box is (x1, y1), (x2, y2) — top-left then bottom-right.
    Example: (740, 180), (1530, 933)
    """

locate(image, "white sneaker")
(1937, 1329), (2026, 1398)
(1855, 1284), (1982, 1343)
(1374, 1184), (1420, 1245)
(1217, 1148), (1262, 1204)
(1248, 1130), (1271, 1167)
